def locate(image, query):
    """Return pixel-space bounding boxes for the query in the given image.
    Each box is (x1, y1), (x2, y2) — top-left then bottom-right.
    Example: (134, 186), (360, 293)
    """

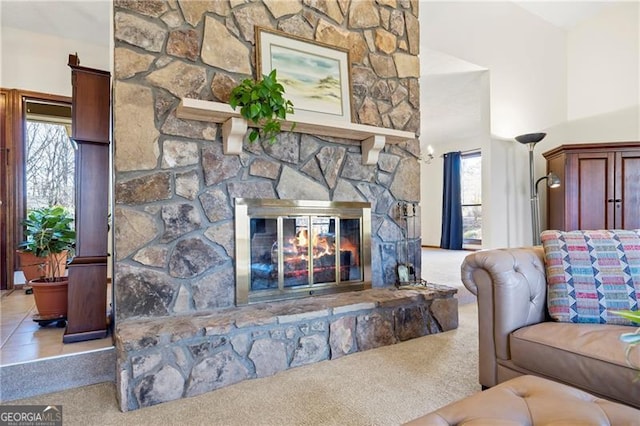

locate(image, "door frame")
(0, 90), (12, 289)
(0, 88), (71, 289)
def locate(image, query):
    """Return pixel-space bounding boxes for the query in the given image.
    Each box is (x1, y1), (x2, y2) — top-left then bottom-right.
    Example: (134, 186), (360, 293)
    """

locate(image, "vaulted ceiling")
(1, 0), (110, 46)
(1, 0), (622, 149)
(0, 1), (621, 49)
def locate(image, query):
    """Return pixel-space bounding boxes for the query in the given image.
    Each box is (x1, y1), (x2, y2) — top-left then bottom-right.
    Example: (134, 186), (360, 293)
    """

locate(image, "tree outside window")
(25, 120), (75, 212)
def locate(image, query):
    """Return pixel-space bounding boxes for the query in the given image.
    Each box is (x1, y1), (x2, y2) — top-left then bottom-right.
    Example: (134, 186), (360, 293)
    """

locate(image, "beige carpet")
(421, 248), (476, 305)
(4, 303), (480, 425)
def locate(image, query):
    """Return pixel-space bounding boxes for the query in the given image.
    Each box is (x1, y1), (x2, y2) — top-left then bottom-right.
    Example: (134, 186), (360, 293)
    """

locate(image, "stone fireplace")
(113, 0), (422, 322)
(235, 198), (372, 305)
(112, 0), (437, 412)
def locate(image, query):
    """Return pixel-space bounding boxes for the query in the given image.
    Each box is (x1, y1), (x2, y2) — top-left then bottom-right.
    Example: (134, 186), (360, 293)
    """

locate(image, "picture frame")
(256, 27), (352, 123)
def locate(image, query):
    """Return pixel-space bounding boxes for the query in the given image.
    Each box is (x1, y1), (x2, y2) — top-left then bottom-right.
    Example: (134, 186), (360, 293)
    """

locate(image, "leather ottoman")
(406, 375), (640, 425)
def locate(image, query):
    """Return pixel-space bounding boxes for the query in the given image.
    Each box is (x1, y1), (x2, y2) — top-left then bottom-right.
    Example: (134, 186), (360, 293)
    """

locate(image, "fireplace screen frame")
(235, 198), (372, 305)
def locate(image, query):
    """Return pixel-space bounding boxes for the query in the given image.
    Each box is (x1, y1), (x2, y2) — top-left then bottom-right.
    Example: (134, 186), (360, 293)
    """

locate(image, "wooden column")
(64, 54), (110, 343)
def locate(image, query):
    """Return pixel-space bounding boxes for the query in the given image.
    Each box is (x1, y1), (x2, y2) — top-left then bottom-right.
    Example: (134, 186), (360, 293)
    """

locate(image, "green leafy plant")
(611, 309), (640, 381)
(18, 206), (75, 281)
(229, 69), (295, 144)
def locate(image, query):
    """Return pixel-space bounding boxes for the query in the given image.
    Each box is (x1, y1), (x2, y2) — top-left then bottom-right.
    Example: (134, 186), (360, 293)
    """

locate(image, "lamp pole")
(527, 143), (539, 245)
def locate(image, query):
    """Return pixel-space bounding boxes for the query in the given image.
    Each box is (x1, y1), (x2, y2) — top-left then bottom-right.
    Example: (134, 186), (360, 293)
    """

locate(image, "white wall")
(420, 1), (567, 248)
(564, 2), (640, 143)
(419, 49), (490, 247)
(0, 27), (110, 96)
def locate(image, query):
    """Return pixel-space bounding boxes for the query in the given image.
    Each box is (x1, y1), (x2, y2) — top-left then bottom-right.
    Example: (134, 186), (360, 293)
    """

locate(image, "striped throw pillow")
(541, 229), (640, 324)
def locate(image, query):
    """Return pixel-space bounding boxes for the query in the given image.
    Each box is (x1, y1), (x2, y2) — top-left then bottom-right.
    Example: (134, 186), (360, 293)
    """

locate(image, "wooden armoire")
(543, 142), (640, 231)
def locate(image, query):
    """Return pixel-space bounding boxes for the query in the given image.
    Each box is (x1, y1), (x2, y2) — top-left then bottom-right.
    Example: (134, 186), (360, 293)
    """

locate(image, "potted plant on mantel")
(17, 206), (75, 324)
(229, 69), (295, 144)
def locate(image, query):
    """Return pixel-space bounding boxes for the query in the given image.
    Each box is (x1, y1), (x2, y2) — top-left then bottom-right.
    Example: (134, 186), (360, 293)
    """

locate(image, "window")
(461, 152), (481, 245)
(1, 90), (74, 289)
(24, 100), (74, 213)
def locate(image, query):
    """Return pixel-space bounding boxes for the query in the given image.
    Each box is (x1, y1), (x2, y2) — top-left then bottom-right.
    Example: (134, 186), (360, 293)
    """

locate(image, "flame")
(289, 230), (336, 259)
(295, 229), (308, 246)
(286, 229), (358, 265)
(314, 234), (334, 257)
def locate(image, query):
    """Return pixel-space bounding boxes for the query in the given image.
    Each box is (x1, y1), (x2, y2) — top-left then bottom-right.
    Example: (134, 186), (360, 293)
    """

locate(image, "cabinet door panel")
(545, 144), (640, 233)
(577, 155), (611, 230)
(71, 69), (110, 143)
(619, 152), (640, 229)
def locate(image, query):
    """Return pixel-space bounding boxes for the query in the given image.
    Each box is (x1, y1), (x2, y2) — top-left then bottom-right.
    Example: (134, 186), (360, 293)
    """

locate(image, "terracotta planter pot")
(16, 250), (68, 282)
(30, 277), (68, 318)
(16, 250), (47, 282)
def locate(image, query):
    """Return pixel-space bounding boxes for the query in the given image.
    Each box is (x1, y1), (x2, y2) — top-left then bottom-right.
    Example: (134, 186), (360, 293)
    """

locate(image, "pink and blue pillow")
(541, 229), (640, 325)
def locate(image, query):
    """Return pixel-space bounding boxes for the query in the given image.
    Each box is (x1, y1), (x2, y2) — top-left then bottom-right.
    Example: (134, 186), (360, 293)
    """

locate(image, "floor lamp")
(516, 132), (547, 245)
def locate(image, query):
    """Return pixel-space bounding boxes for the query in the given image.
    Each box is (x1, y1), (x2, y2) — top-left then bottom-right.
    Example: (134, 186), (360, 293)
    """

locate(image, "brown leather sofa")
(461, 246), (640, 409)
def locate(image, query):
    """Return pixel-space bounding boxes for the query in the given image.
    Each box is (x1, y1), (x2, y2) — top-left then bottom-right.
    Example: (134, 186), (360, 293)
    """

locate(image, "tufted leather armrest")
(461, 247), (547, 387)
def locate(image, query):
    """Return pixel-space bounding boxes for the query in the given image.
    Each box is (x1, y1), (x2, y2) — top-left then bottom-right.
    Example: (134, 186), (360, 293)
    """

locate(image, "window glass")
(25, 101), (74, 213)
(461, 153), (482, 244)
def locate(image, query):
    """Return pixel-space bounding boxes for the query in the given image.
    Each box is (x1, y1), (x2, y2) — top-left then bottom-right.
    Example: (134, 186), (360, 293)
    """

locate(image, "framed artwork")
(256, 27), (352, 123)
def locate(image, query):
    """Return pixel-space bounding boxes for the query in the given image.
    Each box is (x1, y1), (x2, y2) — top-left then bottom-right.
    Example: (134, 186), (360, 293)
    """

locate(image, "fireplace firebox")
(235, 199), (372, 305)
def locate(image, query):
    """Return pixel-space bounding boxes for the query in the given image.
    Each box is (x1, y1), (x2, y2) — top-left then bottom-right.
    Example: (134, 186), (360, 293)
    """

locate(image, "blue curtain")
(440, 152), (463, 250)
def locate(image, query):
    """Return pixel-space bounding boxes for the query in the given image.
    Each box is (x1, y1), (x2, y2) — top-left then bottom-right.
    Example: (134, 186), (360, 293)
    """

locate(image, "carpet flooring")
(421, 247), (476, 305)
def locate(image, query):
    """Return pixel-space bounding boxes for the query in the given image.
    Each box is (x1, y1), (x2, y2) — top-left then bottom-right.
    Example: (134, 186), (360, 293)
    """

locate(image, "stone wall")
(113, 0), (421, 321)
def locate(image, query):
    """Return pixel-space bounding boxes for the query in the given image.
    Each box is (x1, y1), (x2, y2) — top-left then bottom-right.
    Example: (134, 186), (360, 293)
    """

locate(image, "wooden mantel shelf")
(176, 98), (416, 165)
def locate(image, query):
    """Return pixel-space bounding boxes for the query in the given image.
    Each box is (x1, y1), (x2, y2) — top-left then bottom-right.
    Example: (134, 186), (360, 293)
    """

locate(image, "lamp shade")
(535, 172), (561, 196)
(515, 133), (546, 145)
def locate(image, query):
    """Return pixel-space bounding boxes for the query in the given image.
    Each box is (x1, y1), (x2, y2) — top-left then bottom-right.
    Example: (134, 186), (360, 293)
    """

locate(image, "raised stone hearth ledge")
(115, 286), (458, 411)
(176, 98), (416, 165)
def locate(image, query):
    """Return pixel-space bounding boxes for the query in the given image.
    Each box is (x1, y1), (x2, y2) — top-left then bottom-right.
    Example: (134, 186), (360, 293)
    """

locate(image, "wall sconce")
(423, 145), (435, 164)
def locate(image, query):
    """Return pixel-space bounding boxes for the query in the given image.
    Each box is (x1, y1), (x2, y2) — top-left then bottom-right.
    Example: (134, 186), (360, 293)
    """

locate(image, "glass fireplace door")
(237, 199), (371, 305)
(282, 217), (310, 288)
(248, 216), (364, 296)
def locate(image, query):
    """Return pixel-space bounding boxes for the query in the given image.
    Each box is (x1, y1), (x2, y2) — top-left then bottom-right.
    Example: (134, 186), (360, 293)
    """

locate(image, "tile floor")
(0, 278), (113, 366)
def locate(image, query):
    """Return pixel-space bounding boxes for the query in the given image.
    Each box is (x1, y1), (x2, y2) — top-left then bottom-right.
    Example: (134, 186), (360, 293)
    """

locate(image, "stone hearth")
(115, 286), (458, 410)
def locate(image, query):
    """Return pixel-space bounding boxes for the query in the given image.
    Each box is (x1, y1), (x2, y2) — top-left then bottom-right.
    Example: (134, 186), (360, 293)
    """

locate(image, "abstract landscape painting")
(257, 27), (352, 122)
(270, 45), (343, 118)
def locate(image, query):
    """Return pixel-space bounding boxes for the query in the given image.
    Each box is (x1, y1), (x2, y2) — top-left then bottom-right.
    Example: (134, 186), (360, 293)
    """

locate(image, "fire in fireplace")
(235, 199), (371, 305)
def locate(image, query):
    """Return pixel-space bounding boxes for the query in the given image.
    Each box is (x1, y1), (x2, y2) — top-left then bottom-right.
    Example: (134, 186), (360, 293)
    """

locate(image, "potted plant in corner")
(17, 206), (75, 324)
(229, 69), (295, 144)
